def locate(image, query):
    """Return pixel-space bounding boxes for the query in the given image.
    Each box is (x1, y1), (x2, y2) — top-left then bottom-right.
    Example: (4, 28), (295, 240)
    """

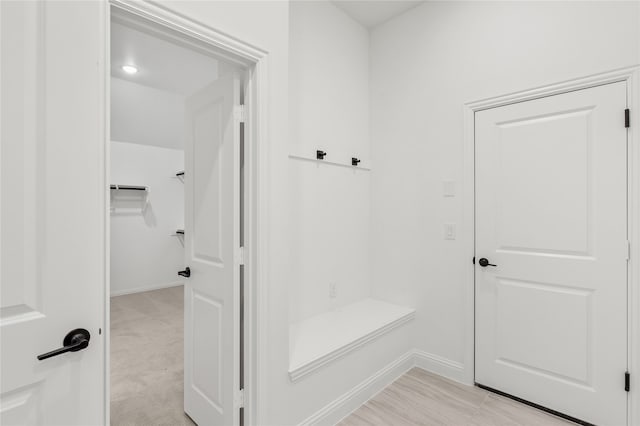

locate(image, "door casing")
(104, 1), (272, 424)
(462, 66), (640, 425)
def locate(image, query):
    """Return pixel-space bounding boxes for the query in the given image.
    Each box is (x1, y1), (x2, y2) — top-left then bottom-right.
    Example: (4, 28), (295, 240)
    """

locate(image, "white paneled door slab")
(475, 82), (628, 425)
(1, 1), (105, 425)
(183, 74), (241, 426)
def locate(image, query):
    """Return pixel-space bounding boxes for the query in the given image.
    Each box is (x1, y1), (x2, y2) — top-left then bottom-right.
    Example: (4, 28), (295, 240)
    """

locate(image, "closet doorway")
(109, 7), (252, 425)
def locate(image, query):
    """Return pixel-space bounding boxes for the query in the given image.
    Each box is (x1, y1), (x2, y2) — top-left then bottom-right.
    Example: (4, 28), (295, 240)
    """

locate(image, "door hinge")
(625, 108), (630, 128)
(472, 256), (476, 265)
(236, 246), (245, 266)
(234, 105), (246, 123)
(625, 371), (630, 392)
(627, 240), (631, 261)
(234, 389), (245, 408)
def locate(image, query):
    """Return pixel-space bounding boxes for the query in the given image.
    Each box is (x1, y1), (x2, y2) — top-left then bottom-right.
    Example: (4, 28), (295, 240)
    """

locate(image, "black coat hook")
(351, 157), (361, 166)
(316, 150), (327, 160)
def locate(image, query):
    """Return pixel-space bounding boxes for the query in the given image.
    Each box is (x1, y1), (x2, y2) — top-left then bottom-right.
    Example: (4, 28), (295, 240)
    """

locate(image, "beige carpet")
(110, 286), (195, 426)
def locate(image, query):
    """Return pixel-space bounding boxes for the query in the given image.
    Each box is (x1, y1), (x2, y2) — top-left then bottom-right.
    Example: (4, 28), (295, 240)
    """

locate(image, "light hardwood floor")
(339, 368), (575, 426)
(110, 286), (194, 426)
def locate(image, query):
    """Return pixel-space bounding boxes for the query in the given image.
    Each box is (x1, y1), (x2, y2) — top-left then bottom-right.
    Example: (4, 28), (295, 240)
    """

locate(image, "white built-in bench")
(288, 298), (415, 381)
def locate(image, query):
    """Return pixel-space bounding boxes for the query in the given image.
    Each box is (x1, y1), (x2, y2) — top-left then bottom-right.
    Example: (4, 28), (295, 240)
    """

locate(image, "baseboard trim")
(299, 349), (468, 426)
(110, 281), (183, 297)
(413, 349), (467, 385)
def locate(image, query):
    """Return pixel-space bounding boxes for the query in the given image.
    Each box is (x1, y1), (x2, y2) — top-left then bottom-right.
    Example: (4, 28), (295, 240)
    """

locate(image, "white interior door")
(1, 1), (105, 425)
(475, 82), (628, 425)
(183, 74), (241, 426)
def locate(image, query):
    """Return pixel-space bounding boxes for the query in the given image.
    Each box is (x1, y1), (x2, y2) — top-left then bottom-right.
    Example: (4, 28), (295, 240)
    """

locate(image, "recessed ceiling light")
(122, 64), (138, 74)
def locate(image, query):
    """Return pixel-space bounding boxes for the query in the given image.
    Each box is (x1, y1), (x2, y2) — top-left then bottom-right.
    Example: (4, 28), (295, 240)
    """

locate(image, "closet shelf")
(288, 298), (415, 382)
(110, 184), (148, 191)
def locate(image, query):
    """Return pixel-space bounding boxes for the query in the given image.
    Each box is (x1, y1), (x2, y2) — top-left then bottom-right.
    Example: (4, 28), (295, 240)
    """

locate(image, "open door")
(1, 1), (105, 424)
(183, 73), (242, 425)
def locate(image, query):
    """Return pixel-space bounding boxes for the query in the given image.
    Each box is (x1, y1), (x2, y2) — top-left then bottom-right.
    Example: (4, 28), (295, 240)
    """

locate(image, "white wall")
(110, 141), (184, 296)
(370, 1), (640, 381)
(111, 77), (185, 150)
(289, 1), (372, 323)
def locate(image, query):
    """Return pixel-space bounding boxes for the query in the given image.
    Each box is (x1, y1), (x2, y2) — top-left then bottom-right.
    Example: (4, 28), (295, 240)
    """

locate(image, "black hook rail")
(110, 185), (148, 191)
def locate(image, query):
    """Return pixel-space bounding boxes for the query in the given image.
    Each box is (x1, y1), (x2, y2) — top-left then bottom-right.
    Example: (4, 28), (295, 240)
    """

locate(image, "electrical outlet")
(329, 282), (337, 299)
(443, 180), (456, 197)
(444, 223), (456, 240)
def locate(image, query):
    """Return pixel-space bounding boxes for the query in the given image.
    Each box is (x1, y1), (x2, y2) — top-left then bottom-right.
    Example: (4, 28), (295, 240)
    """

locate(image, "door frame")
(103, 1), (271, 424)
(461, 66), (640, 425)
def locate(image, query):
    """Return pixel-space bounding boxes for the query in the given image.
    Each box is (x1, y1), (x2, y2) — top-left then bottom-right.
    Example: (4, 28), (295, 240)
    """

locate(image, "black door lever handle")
(178, 267), (191, 278)
(478, 258), (497, 267)
(37, 328), (90, 361)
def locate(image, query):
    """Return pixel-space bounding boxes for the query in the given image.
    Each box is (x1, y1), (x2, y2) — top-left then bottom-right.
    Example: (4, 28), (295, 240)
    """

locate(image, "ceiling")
(111, 21), (220, 97)
(111, 20), (232, 149)
(331, 1), (424, 28)
(111, 2), (423, 95)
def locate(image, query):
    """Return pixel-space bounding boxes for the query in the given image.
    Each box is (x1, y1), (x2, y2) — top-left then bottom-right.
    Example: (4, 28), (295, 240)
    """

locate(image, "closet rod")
(110, 184), (148, 191)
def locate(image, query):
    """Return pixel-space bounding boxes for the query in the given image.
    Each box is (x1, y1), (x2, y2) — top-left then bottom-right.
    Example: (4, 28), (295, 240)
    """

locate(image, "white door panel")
(475, 82), (627, 425)
(184, 74), (240, 426)
(1, 1), (105, 425)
